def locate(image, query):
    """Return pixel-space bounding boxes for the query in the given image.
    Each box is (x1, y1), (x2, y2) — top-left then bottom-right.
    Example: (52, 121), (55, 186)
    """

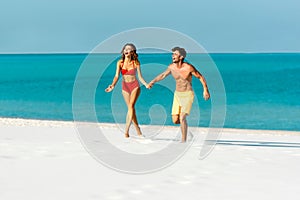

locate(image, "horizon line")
(1, 51), (300, 55)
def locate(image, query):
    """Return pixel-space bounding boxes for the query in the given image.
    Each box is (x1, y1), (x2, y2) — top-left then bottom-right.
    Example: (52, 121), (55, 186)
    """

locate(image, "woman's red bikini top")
(120, 61), (136, 75)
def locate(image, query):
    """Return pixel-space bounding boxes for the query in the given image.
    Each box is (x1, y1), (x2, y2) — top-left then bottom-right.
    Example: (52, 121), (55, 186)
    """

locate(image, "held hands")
(146, 81), (154, 89)
(105, 85), (114, 92)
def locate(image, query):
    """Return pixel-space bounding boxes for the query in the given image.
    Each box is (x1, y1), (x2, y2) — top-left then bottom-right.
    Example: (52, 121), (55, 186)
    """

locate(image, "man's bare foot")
(125, 133), (129, 138)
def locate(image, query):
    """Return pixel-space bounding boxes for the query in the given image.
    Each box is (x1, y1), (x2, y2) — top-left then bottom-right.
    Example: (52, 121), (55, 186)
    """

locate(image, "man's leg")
(172, 114), (180, 124)
(179, 113), (188, 142)
(172, 92), (180, 124)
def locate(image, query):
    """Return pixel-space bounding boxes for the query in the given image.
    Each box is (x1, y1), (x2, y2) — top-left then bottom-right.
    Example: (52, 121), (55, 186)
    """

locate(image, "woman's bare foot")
(136, 127), (143, 137)
(125, 133), (130, 138)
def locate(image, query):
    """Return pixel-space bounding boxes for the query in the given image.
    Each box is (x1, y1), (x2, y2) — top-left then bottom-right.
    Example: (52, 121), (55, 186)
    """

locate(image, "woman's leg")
(132, 110), (142, 136)
(122, 91), (140, 128)
(122, 90), (131, 137)
(122, 88), (141, 137)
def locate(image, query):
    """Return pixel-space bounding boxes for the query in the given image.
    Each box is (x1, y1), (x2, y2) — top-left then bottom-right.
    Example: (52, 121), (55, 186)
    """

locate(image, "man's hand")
(203, 90), (210, 100)
(146, 81), (154, 89)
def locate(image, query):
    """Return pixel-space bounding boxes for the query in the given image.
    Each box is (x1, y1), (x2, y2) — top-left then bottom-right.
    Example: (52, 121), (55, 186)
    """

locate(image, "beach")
(1, 118), (300, 200)
(2, 0), (300, 199)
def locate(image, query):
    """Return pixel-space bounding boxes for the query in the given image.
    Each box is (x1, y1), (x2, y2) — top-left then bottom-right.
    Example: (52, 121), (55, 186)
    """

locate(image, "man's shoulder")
(168, 63), (175, 69)
(183, 62), (195, 70)
(183, 62), (193, 66)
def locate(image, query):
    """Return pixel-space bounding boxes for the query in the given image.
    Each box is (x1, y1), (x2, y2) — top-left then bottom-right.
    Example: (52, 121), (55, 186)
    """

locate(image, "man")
(147, 47), (210, 142)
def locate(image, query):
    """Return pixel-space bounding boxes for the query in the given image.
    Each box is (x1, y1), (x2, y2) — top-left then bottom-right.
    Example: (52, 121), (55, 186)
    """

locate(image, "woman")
(105, 43), (148, 138)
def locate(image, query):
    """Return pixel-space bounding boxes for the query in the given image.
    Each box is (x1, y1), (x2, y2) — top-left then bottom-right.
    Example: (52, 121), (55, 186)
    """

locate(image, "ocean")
(0, 53), (299, 131)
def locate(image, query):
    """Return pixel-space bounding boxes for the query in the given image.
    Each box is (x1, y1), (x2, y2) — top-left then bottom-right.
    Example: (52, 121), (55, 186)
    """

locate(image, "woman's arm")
(136, 64), (148, 87)
(105, 60), (121, 92)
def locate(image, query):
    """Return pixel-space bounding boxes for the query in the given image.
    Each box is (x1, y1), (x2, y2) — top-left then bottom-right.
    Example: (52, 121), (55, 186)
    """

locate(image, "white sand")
(1, 117), (300, 200)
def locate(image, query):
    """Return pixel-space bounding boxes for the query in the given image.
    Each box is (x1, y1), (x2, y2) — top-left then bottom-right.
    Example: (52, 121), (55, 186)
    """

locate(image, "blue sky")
(1, 0), (300, 53)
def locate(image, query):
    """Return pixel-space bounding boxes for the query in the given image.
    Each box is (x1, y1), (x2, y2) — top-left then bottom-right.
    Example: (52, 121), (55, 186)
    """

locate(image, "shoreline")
(1, 117), (299, 135)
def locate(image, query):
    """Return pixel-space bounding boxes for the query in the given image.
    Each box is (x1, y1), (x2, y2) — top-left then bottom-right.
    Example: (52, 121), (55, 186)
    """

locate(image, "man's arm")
(191, 65), (210, 100)
(147, 67), (171, 88)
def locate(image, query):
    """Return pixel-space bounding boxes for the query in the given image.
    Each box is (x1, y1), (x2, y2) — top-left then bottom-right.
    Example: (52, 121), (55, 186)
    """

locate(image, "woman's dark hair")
(121, 43), (140, 65)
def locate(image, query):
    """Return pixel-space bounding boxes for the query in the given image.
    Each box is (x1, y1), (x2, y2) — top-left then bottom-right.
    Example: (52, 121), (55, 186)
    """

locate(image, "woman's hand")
(146, 81), (154, 89)
(105, 85), (114, 92)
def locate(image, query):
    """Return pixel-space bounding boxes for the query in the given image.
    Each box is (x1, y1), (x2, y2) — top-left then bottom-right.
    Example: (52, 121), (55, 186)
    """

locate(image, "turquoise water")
(0, 53), (299, 131)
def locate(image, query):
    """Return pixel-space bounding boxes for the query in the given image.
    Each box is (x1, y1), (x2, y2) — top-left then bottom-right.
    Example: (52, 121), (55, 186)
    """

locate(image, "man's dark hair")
(172, 47), (187, 59)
